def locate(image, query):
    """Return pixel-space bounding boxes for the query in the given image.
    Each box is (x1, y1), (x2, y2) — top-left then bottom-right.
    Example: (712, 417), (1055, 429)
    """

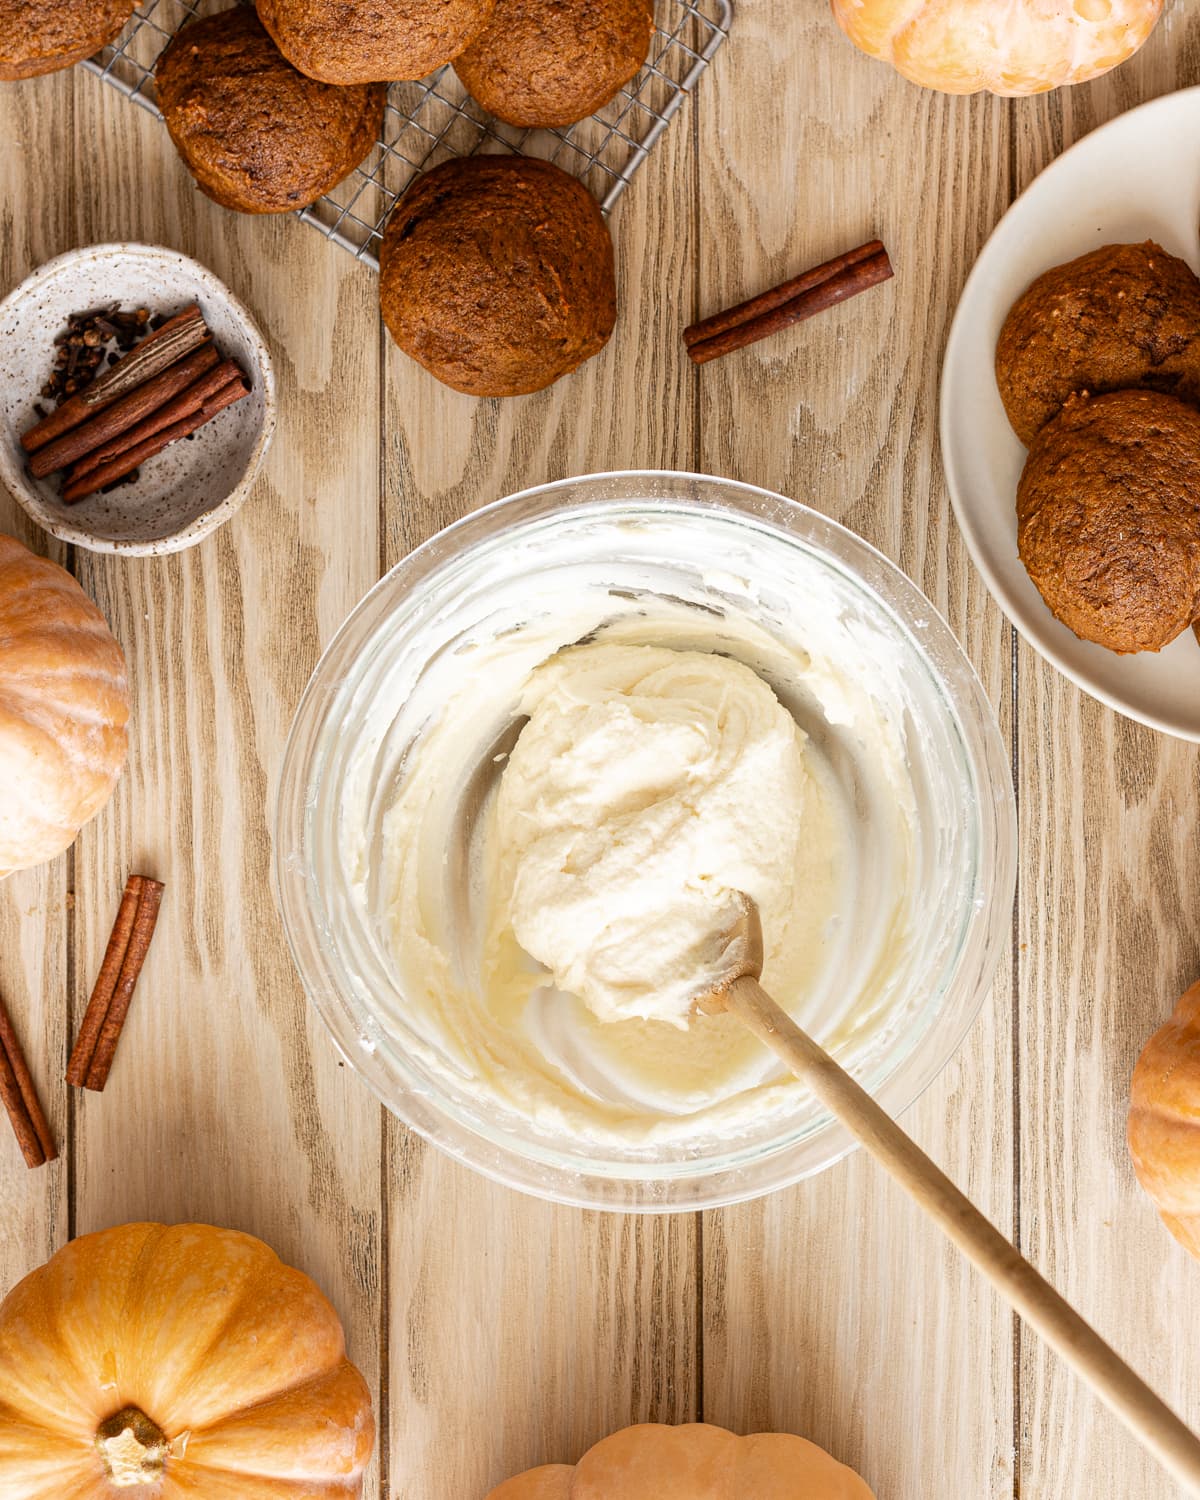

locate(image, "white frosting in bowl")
(284, 484), (1014, 1207)
(344, 531), (928, 1152)
(497, 643), (820, 1027)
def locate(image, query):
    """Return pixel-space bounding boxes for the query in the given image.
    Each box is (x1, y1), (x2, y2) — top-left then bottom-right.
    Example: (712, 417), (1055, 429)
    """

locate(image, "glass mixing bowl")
(274, 472), (1015, 1211)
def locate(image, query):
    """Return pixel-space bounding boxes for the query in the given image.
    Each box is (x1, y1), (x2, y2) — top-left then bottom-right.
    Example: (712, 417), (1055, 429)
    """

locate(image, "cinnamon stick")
(66, 875), (144, 1088)
(62, 375), (249, 504)
(684, 242), (894, 366)
(0, 988), (55, 1169)
(21, 306), (208, 454)
(70, 359), (246, 482)
(0, 1033), (43, 1168)
(30, 343), (220, 478)
(78, 877), (165, 1093)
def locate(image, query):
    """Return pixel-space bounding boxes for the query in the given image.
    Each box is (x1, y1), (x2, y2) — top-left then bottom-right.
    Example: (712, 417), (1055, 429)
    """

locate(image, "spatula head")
(692, 891), (764, 1016)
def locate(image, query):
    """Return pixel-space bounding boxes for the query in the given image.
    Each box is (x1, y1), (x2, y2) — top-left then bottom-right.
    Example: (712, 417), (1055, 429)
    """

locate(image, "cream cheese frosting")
(364, 602), (913, 1150)
(496, 643), (813, 1027)
(337, 510), (940, 1156)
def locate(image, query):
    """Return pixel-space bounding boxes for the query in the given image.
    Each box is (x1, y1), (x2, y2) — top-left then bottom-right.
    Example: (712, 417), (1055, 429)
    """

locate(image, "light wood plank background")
(2, 3), (1199, 1496)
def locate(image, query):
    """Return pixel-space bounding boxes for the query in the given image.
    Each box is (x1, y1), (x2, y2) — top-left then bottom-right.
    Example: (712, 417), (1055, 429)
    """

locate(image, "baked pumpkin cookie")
(156, 9), (384, 215)
(1017, 390), (1200, 654)
(0, 0), (136, 80)
(455, 0), (653, 126)
(996, 241), (1200, 446)
(256, 0), (494, 83)
(380, 155), (616, 396)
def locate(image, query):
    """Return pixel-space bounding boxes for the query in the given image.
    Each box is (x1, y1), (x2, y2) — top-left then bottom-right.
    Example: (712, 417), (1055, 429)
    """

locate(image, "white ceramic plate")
(0, 243), (275, 556)
(940, 86), (1200, 743)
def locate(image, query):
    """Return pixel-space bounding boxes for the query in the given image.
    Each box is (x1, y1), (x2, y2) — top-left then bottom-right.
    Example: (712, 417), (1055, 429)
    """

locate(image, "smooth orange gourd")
(1129, 981), (1200, 1260)
(830, 0), (1162, 96)
(0, 1222), (375, 1498)
(487, 1423), (875, 1499)
(0, 533), (130, 877)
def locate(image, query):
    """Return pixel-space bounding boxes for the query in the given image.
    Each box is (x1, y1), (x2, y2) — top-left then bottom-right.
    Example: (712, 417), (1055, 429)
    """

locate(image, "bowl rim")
(274, 470), (1018, 1212)
(938, 86), (1200, 743)
(0, 240), (277, 557)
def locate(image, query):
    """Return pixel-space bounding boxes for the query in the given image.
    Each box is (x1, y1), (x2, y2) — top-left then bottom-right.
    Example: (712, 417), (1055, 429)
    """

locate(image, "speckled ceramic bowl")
(0, 243), (275, 555)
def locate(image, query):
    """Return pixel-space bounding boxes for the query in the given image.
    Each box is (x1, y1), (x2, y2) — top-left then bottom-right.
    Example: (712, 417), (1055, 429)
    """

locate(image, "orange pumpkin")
(1129, 981), (1200, 1259)
(830, 0), (1163, 96)
(0, 1222), (375, 1498)
(487, 1423), (875, 1499)
(0, 534), (130, 877)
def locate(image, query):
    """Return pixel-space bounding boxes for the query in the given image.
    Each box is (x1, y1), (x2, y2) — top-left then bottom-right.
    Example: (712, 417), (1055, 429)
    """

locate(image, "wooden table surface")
(3, 4), (1200, 1496)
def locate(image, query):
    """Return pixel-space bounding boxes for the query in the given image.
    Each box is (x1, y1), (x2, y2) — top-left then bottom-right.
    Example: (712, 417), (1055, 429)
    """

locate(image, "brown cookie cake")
(1017, 389), (1200, 654)
(454, 0), (653, 127)
(996, 241), (1200, 446)
(0, 0), (136, 80)
(256, 0), (495, 83)
(380, 155), (617, 397)
(156, 8), (385, 215)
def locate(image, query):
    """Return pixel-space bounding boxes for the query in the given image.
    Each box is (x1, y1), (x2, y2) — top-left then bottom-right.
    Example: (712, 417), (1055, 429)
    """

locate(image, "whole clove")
(36, 305), (156, 409)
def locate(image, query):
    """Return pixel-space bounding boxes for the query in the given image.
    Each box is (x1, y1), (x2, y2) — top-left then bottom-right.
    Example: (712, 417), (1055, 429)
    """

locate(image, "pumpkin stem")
(95, 1406), (169, 1488)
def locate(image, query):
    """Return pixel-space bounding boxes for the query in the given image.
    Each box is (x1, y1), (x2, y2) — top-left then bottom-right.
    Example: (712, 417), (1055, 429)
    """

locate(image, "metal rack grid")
(82, 0), (730, 271)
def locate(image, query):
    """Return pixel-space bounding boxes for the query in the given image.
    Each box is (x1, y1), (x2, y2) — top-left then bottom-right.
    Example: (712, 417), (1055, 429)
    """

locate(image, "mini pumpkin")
(830, 0), (1163, 96)
(486, 1422), (875, 1498)
(1129, 981), (1200, 1259)
(0, 1222), (375, 1498)
(0, 534), (130, 877)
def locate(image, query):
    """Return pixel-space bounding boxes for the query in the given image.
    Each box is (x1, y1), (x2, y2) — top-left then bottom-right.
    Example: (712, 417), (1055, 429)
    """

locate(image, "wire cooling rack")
(82, 0), (730, 271)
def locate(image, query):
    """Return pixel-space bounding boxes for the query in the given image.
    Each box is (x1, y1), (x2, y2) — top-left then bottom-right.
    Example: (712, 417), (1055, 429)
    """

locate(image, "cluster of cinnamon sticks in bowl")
(21, 305), (250, 504)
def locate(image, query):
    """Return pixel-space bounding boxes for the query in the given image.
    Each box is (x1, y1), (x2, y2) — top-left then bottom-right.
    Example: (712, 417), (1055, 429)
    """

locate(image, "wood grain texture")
(0, 70), (73, 1301)
(695, 5), (1016, 1496)
(380, 80), (702, 1500)
(1013, 8), (1200, 1495)
(4, 4), (1200, 1499)
(66, 66), (386, 1500)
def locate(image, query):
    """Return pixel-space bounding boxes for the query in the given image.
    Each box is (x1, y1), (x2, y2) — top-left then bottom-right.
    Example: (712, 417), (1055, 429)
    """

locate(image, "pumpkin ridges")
(571, 1424), (735, 1498)
(0, 548), (127, 694)
(0, 533), (130, 875)
(162, 1468), (364, 1498)
(1130, 994), (1200, 1121)
(733, 1432), (876, 1497)
(491, 1424), (877, 1499)
(0, 583), (122, 636)
(830, 0), (1162, 96)
(23, 1474), (108, 1500)
(0, 649), (129, 709)
(0, 639), (128, 751)
(0, 625), (129, 734)
(485, 1464), (574, 1499)
(0, 1224), (374, 1497)
(1128, 983), (1200, 1257)
(0, 1399), (99, 1492)
(156, 1262), (348, 1433)
(829, 0), (925, 59)
(896, 2), (992, 92)
(1157, 1211), (1200, 1261)
(0, 713), (127, 867)
(182, 1358), (375, 1479)
(0, 1223), (163, 1433)
(120, 1226), (347, 1434)
(0, 722), (92, 854)
(1129, 1106), (1200, 1213)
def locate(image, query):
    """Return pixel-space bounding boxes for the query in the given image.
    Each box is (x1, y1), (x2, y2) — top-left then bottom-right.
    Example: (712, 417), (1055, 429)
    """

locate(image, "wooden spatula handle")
(725, 974), (1200, 1495)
